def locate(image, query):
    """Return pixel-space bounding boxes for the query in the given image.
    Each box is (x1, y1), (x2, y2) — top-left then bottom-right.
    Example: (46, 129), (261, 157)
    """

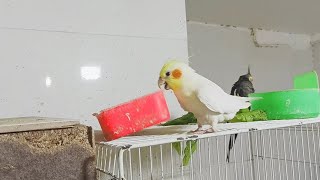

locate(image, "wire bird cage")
(96, 118), (320, 180)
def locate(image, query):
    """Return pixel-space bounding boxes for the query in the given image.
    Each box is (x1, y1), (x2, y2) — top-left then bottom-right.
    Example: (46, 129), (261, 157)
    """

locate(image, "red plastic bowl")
(95, 91), (170, 141)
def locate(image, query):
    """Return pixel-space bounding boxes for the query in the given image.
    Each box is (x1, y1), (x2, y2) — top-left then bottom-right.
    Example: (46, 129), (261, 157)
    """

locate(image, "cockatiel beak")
(158, 77), (170, 90)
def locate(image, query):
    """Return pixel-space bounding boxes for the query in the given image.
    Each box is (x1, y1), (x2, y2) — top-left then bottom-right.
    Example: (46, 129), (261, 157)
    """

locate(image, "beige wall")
(187, 21), (314, 93)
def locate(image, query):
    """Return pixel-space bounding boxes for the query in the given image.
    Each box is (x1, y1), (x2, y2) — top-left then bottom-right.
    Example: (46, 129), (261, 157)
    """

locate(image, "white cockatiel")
(158, 60), (256, 134)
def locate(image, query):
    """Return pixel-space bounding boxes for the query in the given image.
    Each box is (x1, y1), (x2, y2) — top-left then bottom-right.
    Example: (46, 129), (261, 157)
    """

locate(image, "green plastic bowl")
(249, 89), (320, 120)
(294, 71), (319, 89)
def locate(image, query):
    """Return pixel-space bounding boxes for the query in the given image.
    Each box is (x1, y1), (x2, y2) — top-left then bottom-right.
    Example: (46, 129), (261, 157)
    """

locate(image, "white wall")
(0, 0), (188, 129)
(187, 21), (314, 93)
(186, 0), (320, 34)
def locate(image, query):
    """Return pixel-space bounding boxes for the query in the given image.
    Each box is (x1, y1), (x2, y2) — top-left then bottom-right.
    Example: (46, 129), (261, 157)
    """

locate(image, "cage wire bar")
(96, 118), (320, 180)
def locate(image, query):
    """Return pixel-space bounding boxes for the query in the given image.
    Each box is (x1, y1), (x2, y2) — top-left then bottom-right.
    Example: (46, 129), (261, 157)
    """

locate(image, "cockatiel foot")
(205, 127), (216, 133)
(191, 129), (207, 134)
(190, 126), (203, 133)
(191, 127), (216, 134)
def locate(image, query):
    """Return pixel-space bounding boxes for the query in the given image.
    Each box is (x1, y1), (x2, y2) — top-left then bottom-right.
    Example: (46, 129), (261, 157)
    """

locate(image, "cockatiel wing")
(196, 78), (251, 114)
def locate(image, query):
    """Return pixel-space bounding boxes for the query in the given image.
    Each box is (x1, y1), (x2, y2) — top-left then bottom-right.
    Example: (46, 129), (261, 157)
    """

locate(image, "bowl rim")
(249, 88), (319, 96)
(100, 90), (165, 112)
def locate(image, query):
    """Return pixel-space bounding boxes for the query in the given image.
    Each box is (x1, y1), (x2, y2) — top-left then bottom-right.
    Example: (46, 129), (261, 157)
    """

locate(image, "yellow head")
(158, 60), (193, 91)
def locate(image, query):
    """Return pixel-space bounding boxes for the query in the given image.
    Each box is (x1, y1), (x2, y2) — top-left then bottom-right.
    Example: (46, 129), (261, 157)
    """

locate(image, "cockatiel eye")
(166, 72), (170, 76)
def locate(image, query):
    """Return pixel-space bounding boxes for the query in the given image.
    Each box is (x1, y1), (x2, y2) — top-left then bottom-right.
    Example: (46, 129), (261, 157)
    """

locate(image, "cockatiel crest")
(158, 60), (259, 134)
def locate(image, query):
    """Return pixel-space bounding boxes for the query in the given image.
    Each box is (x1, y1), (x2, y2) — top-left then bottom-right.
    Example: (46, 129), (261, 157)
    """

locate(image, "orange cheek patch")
(172, 69), (182, 79)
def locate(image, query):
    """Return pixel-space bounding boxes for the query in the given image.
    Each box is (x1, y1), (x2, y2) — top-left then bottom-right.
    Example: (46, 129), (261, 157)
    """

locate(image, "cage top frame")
(97, 118), (320, 150)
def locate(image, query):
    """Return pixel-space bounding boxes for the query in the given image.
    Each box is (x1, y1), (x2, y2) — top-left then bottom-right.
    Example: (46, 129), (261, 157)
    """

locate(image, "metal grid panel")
(251, 124), (320, 180)
(96, 118), (320, 180)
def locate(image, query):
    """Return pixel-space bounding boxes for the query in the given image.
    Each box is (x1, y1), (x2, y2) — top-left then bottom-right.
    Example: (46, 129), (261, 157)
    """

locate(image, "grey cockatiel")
(230, 66), (255, 97)
(226, 66), (255, 163)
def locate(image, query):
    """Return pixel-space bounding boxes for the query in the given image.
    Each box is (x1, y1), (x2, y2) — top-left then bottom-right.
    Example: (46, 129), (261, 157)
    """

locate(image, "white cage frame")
(96, 118), (320, 180)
